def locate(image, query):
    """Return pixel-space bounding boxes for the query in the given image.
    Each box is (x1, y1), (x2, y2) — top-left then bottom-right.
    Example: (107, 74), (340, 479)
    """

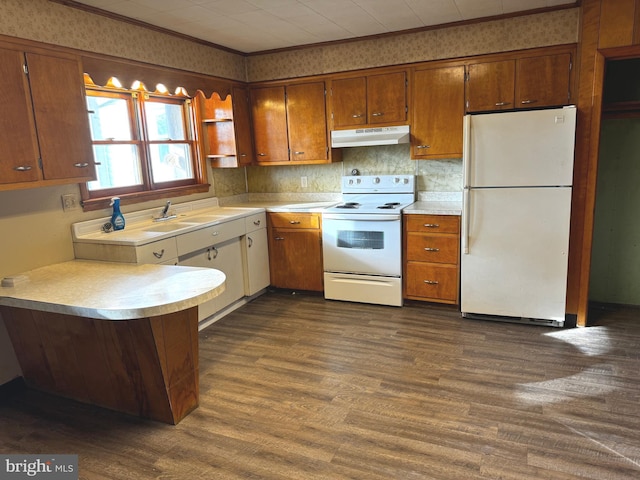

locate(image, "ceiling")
(68, 0), (576, 54)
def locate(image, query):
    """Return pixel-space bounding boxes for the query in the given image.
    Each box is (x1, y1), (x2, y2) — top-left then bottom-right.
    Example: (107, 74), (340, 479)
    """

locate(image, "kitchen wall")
(589, 118), (640, 305)
(0, 1), (579, 385)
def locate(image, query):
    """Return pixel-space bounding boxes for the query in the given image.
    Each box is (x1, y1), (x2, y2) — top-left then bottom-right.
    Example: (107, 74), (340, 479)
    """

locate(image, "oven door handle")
(322, 213), (401, 221)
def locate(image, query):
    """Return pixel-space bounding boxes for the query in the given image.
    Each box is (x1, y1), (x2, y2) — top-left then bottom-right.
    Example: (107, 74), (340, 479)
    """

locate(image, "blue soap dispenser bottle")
(110, 197), (125, 231)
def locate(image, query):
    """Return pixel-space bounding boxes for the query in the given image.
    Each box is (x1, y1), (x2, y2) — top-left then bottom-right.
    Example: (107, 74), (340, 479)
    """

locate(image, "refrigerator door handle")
(463, 188), (470, 254)
(463, 115), (471, 189)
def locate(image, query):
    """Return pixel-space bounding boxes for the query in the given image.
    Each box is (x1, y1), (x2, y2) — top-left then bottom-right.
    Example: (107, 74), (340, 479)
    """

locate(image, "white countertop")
(0, 260), (226, 320)
(403, 201), (462, 216)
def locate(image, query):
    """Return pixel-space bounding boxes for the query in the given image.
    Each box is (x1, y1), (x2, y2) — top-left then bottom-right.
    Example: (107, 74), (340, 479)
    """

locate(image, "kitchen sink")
(143, 222), (196, 233)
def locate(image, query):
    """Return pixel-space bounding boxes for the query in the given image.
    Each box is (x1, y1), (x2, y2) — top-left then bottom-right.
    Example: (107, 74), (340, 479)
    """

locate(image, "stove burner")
(384, 202), (401, 206)
(377, 204), (397, 209)
(336, 202), (360, 209)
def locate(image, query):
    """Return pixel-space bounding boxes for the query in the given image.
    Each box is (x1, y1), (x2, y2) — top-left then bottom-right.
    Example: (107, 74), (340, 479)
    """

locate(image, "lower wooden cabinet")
(267, 212), (323, 291)
(404, 214), (461, 304)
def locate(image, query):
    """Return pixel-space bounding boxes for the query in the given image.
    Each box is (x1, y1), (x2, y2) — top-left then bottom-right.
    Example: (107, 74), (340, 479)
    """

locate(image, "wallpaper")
(247, 8), (580, 82)
(0, 0), (246, 81)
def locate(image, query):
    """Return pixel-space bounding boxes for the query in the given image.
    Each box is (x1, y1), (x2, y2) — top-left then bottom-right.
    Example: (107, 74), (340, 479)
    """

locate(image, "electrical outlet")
(61, 193), (80, 212)
(301, 176), (308, 188)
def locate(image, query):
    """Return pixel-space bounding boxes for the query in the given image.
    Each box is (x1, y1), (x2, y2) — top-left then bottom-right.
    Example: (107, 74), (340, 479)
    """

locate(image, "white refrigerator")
(461, 106), (577, 327)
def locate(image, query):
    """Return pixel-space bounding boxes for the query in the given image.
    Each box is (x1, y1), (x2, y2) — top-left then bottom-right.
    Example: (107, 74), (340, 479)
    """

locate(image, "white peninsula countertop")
(0, 260), (226, 320)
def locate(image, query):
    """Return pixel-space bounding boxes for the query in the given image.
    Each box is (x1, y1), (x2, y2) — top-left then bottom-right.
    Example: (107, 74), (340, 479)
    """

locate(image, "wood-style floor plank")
(1, 293), (640, 479)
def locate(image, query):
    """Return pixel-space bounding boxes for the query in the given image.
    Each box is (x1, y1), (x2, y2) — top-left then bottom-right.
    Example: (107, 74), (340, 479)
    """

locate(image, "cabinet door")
(516, 53), (571, 108)
(331, 77), (367, 128)
(232, 86), (254, 165)
(251, 86), (289, 162)
(269, 228), (323, 291)
(26, 52), (95, 181)
(0, 47), (40, 184)
(286, 82), (328, 162)
(245, 227), (270, 295)
(412, 66), (465, 158)
(367, 71), (407, 124)
(466, 60), (515, 112)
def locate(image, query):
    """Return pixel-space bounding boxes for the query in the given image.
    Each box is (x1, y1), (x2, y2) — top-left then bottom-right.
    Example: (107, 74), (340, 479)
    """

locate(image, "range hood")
(331, 125), (410, 148)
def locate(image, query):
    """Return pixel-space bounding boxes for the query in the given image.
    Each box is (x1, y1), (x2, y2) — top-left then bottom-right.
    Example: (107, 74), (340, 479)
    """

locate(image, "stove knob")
(373, 177), (380, 184)
(356, 178), (361, 184)
(404, 178), (409, 184)
(348, 179), (354, 185)
(394, 177), (400, 183)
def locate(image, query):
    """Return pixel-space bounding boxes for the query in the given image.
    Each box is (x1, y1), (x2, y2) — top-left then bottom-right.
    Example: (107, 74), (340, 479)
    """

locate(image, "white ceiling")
(69, 0), (576, 54)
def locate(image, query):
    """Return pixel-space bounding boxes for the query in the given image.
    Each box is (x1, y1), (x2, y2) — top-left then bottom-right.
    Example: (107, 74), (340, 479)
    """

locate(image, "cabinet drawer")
(405, 214), (460, 234)
(268, 212), (320, 229)
(136, 238), (178, 264)
(405, 262), (458, 301)
(406, 233), (459, 264)
(177, 218), (245, 256)
(245, 212), (266, 233)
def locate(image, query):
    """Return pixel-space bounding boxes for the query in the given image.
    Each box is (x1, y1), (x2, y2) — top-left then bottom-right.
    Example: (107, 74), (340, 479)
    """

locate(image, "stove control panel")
(342, 175), (415, 194)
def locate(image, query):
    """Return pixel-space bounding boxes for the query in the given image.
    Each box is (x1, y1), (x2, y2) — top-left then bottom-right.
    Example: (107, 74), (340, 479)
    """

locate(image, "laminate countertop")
(403, 201), (462, 216)
(0, 260), (225, 320)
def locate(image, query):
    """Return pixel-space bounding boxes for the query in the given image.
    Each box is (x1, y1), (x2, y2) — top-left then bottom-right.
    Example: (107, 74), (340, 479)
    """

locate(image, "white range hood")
(331, 125), (410, 148)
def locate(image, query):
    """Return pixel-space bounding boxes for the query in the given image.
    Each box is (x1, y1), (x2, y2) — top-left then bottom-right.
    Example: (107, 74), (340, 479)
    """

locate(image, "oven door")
(322, 212), (401, 276)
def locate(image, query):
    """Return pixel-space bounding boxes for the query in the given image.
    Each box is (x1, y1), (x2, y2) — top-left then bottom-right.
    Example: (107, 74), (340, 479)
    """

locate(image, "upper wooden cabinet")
(330, 71), (407, 129)
(198, 86), (254, 168)
(466, 52), (572, 112)
(250, 81), (339, 165)
(0, 44), (95, 190)
(411, 66), (465, 159)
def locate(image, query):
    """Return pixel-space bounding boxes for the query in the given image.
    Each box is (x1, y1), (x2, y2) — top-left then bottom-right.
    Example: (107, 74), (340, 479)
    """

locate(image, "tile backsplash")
(240, 145), (462, 196)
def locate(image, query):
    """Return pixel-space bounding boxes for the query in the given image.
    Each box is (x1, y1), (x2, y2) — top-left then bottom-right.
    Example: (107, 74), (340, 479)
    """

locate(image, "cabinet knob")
(258, 153), (267, 156)
(13, 165), (33, 171)
(240, 153), (248, 157)
(423, 280), (439, 285)
(153, 249), (165, 259)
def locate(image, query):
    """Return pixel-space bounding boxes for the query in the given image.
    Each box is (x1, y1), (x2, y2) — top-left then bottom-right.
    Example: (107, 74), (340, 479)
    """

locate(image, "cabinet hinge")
(23, 63), (28, 75)
(464, 71), (469, 82)
(38, 157), (43, 169)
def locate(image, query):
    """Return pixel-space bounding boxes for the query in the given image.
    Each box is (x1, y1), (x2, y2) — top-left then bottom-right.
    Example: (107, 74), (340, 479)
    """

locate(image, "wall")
(589, 118), (640, 305)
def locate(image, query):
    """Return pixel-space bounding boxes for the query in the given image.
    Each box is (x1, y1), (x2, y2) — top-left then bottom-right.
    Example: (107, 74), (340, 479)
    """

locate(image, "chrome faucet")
(154, 200), (177, 221)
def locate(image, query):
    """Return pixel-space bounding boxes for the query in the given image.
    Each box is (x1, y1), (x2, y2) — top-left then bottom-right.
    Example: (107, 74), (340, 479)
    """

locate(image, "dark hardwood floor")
(1, 292), (640, 479)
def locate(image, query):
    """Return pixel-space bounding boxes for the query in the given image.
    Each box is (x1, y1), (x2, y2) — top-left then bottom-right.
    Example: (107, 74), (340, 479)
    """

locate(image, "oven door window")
(337, 230), (384, 249)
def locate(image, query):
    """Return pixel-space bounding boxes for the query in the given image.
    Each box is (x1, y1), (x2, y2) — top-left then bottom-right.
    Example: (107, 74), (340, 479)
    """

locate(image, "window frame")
(81, 85), (208, 211)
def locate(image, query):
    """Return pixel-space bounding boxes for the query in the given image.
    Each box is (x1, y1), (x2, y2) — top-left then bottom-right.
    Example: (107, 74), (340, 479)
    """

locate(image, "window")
(81, 81), (207, 209)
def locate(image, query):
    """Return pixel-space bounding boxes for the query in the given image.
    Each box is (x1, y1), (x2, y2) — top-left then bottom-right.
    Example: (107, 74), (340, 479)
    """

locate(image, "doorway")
(589, 58), (640, 307)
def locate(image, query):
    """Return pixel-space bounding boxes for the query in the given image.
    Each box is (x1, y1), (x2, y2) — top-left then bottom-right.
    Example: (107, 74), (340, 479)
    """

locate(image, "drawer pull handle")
(417, 145), (431, 149)
(293, 151), (305, 155)
(74, 162), (90, 168)
(13, 165), (33, 171)
(424, 223), (439, 228)
(212, 231), (219, 236)
(520, 99), (537, 105)
(289, 220), (301, 224)
(494, 102), (511, 107)
(275, 237), (285, 241)
(258, 153), (267, 157)
(371, 112), (384, 117)
(153, 249), (165, 259)
(351, 113), (364, 118)
(253, 220), (261, 226)
(247, 236), (253, 248)
(424, 247), (440, 252)
(423, 280), (439, 285)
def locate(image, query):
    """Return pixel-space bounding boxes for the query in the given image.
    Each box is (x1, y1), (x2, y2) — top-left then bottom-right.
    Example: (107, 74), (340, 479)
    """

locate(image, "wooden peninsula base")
(1, 305), (199, 425)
